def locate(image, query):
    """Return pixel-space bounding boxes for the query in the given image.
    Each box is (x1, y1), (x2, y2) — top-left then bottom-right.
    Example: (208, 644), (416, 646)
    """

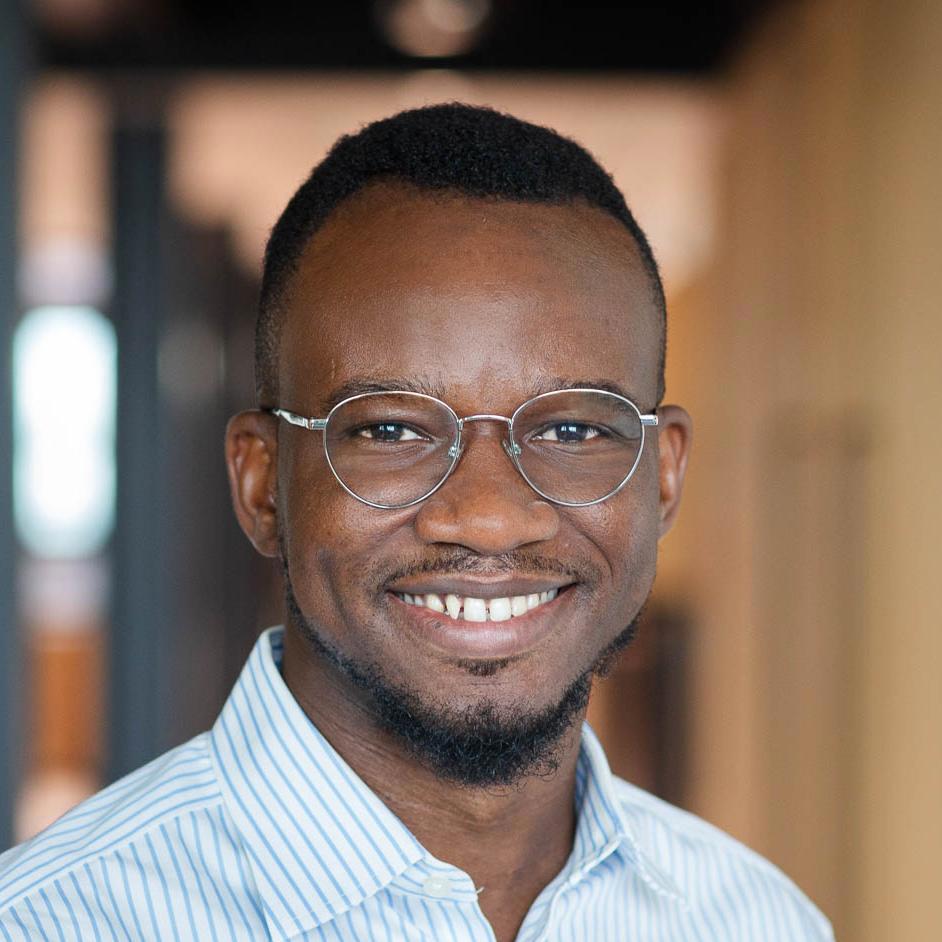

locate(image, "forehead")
(279, 185), (661, 411)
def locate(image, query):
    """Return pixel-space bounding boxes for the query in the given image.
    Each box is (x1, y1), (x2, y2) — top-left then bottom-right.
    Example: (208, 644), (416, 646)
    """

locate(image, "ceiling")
(32, 0), (777, 73)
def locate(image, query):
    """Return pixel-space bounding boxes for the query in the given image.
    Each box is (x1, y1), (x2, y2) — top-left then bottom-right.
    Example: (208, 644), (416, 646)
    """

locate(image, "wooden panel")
(27, 628), (104, 772)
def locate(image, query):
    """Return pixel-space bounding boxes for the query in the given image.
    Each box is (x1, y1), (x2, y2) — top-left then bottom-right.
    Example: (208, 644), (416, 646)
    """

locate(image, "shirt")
(0, 627), (834, 941)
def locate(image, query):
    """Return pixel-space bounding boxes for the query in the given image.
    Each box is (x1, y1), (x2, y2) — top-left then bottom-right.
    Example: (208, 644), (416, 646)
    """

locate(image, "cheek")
(572, 461), (660, 606)
(599, 507), (657, 586)
(279, 450), (390, 613)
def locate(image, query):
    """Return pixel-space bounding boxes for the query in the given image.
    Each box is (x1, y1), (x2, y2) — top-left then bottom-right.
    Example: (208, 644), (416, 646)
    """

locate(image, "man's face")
(230, 183), (690, 782)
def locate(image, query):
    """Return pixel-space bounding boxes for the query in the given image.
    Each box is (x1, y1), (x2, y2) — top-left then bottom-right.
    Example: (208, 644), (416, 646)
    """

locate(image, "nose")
(413, 424), (559, 554)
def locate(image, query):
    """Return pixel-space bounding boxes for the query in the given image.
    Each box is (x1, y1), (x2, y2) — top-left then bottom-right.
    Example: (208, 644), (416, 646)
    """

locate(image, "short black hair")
(257, 102), (666, 405)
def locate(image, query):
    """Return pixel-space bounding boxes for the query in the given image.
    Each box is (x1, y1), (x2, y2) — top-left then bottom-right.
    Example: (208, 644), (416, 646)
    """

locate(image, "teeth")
(396, 588), (563, 621)
(463, 597), (487, 622)
(488, 597), (512, 622)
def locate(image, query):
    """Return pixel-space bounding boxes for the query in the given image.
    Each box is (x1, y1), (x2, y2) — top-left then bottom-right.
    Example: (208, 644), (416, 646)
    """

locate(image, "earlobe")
(654, 405), (693, 538)
(225, 410), (281, 558)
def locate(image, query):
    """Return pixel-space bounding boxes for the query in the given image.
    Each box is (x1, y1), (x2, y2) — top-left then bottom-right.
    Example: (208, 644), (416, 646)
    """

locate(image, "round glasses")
(269, 388), (658, 509)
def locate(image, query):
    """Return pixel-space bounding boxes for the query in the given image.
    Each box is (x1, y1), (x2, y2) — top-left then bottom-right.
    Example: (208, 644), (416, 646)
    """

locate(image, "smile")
(386, 577), (575, 659)
(392, 589), (559, 622)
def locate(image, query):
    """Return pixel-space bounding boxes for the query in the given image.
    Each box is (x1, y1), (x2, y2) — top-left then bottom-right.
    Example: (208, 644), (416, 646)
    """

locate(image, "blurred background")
(1, 1), (940, 939)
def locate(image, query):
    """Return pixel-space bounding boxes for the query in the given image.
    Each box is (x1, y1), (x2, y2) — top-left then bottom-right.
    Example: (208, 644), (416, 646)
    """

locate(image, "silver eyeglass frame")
(268, 388), (658, 509)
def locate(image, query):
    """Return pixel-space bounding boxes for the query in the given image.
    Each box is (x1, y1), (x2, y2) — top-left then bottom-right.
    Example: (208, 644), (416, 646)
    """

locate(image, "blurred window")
(13, 304), (116, 558)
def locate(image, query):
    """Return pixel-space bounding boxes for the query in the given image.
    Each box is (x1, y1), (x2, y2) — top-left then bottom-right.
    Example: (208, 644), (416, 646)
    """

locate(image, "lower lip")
(387, 588), (573, 660)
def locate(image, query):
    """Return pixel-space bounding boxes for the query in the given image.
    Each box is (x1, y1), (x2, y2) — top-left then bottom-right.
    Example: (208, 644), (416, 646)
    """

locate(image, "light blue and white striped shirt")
(0, 627), (833, 940)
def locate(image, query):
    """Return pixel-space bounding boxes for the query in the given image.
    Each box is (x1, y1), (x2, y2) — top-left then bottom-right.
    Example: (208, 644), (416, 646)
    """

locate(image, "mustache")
(373, 550), (600, 591)
(276, 527), (602, 593)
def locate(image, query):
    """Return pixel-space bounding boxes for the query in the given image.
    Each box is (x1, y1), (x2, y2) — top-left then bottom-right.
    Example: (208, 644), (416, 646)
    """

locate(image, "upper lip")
(386, 576), (575, 599)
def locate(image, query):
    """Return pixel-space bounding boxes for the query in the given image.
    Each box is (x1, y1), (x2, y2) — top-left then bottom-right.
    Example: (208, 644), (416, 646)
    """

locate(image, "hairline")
(257, 181), (667, 407)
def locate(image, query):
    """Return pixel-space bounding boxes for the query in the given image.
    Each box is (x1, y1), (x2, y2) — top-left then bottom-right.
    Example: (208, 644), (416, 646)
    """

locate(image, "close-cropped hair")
(256, 102), (666, 406)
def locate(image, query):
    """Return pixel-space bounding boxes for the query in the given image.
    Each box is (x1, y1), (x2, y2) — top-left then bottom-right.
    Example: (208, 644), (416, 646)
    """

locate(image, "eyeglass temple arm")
(269, 408), (328, 431)
(641, 415), (658, 426)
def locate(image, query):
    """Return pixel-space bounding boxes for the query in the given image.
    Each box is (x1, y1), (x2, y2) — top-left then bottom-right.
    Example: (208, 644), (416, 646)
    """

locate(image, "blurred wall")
(664, 1), (942, 938)
(167, 73), (721, 292)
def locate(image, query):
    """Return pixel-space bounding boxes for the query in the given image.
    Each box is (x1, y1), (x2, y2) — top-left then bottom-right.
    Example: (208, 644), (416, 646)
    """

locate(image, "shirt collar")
(573, 724), (689, 908)
(209, 627), (425, 940)
(210, 627), (687, 940)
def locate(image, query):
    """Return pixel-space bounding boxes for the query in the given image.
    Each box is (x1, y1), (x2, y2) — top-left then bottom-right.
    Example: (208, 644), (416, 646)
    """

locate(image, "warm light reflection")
(378, 0), (491, 58)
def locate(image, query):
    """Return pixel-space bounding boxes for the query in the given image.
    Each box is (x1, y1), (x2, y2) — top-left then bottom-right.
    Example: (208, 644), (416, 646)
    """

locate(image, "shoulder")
(612, 777), (835, 941)
(0, 733), (224, 931)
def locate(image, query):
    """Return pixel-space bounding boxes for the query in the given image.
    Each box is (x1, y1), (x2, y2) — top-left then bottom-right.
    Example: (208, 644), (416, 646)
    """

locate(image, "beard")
(281, 549), (645, 790)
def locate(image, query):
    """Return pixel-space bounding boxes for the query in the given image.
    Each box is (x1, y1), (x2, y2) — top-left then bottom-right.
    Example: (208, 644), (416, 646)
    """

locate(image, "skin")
(226, 183), (691, 942)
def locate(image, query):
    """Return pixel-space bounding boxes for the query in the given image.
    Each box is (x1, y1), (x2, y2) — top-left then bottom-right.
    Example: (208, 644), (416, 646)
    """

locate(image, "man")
(0, 104), (833, 940)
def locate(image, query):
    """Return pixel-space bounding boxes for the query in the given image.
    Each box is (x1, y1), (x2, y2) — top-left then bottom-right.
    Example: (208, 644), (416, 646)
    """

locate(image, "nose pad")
(501, 438), (522, 460)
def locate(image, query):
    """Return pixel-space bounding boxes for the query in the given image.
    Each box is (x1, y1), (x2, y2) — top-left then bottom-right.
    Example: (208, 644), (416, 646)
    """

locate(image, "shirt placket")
(390, 859), (495, 942)
(514, 839), (623, 942)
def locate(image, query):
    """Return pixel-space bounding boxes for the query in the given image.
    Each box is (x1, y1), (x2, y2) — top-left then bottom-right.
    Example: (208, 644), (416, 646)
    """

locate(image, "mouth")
(385, 581), (576, 661)
(391, 588), (560, 622)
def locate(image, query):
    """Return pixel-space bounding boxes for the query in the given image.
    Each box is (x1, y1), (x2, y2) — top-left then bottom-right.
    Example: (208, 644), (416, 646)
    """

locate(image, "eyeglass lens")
(324, 390), (644, 507)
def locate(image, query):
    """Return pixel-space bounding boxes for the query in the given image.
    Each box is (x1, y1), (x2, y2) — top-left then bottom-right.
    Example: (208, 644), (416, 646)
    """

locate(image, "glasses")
(268, 388), (658, 509)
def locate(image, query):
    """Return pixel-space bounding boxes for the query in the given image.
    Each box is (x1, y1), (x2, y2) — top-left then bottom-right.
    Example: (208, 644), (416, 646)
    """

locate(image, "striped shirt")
(0, 627), (833, 941)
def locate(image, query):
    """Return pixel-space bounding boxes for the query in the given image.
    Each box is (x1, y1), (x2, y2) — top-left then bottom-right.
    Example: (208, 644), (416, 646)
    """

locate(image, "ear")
(225, 410), (280, 558)
(654, 404), (692, 537)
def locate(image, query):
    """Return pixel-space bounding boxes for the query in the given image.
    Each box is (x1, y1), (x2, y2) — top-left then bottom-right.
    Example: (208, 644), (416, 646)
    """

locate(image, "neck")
(282, 626), (584, 942)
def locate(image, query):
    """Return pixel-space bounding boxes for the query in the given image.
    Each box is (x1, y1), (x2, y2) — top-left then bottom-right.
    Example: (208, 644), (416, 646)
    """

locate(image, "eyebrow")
(321, 376), (448, 412)
(319, 375), (650, 414)
(539, 376), (648, 407)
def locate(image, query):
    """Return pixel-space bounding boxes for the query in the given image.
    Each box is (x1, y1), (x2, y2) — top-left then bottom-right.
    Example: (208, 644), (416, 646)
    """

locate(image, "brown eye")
(532, 423), (603, 443)
(355, 423), (424, 442)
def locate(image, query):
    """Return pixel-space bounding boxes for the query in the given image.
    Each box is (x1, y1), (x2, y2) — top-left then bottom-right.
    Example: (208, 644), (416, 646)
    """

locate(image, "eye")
(533, 422), (605, 443)
(355, 422), (425, 442)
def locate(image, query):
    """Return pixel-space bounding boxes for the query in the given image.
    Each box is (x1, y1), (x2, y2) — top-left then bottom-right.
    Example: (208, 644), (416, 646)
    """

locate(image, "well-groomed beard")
(282, 556), (644, 790)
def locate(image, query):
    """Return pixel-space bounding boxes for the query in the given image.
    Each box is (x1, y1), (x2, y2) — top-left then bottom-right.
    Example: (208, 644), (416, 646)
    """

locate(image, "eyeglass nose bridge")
(447, 414), (522, 461)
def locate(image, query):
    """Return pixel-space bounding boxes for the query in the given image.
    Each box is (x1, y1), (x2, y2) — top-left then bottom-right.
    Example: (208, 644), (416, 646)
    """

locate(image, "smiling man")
(0, 104), (833, 940)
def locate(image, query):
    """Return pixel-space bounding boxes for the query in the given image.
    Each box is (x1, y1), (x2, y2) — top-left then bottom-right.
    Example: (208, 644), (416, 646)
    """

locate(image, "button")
(422, 874), (453, 898)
